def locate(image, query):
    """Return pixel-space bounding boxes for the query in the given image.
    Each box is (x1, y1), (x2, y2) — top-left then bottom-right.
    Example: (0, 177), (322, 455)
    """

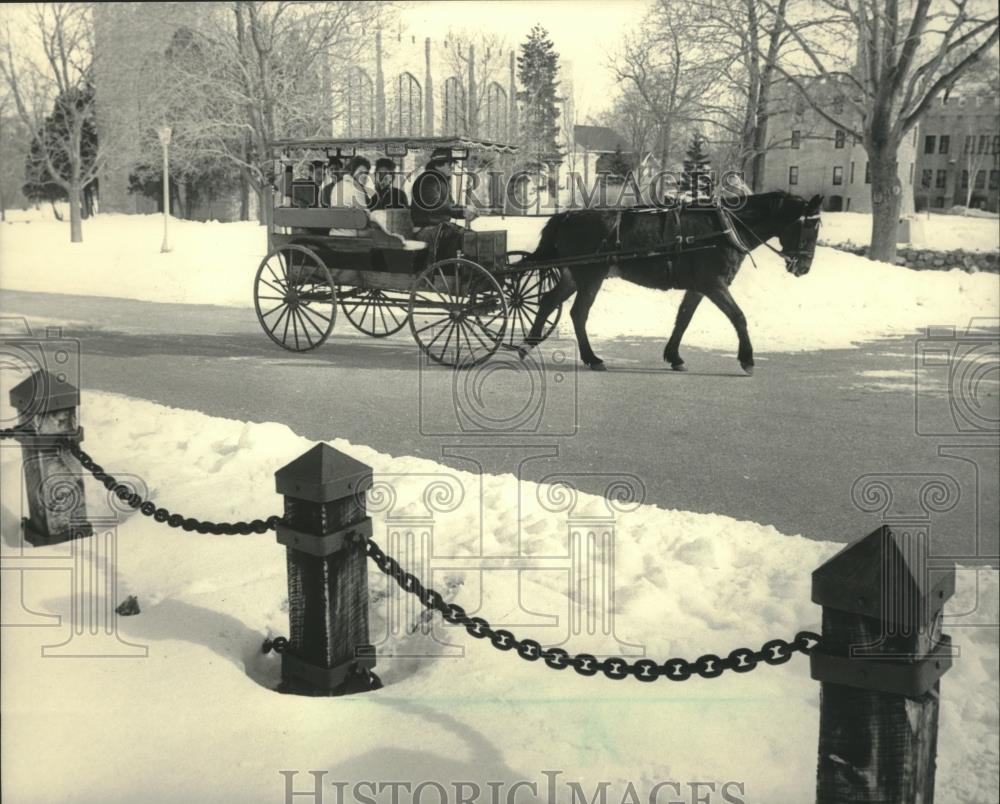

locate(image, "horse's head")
(776, 193), (822, 276)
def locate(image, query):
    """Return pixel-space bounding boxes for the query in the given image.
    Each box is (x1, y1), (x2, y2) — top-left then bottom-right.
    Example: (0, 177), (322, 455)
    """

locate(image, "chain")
(62, 437), (283, 535)
(366, 538), (821, 681)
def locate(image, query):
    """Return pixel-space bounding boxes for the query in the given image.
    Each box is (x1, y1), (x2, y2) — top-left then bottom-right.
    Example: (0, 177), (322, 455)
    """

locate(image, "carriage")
(253, 136), (562, 368)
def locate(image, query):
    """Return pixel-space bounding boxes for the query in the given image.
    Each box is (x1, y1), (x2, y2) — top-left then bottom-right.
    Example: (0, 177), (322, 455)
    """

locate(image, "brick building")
(914, 94), (1000, 212)
(760, 80), (918, 214)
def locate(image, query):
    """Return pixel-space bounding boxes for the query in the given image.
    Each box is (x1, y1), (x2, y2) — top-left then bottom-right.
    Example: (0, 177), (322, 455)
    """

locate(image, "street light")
(157, 125), (172, 253)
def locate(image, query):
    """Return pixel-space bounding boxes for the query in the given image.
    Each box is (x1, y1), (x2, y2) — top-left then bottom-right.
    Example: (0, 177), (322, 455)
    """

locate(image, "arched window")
(443, 76), (466, 134)
(346, 67), (375, 137)
(484, 82), (507, 141)
(396, 72), (422, 136)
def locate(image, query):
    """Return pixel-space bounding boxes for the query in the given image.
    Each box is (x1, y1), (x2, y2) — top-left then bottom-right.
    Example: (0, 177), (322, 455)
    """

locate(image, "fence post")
(10, 369), (92, 547)
(274, 443), (380, 696)
(811, 525), (955, 803)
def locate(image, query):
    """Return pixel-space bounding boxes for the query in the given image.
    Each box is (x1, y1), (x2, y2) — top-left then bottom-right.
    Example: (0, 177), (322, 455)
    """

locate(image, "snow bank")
(1, 393), (996, 803)
(2, 212), (998, 353)
(820, 210), (1000, 253)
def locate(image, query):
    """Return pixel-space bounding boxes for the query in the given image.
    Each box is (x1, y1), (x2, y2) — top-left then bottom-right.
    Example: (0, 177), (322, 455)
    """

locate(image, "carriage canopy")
(268, 135), (519, 161)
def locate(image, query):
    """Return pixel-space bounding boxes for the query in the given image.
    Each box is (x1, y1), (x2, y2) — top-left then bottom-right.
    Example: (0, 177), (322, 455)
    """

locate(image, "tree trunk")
(257, 185), (269, 226)
(239, 169), (250, 221)
(869, 147), (902, 263)
(68, 184), (83, 242)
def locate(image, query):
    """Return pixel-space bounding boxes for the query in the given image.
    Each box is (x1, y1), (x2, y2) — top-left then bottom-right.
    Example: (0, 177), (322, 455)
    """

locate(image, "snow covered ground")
(2, 211), (997, 354)
(1, 393), (998, 803)
(819, 210), (1000, 252)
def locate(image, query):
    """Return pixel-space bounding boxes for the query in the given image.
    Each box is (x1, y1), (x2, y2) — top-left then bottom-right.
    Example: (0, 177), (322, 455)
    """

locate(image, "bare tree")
(443, 29), (508, 137)
(769, 0), (999, 261)
(163, 1), (385, 224)
(1, 4), (105, 241)
(610, 3), (716, 170)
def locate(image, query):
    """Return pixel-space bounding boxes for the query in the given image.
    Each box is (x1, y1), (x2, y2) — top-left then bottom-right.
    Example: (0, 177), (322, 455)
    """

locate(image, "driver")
(410, 148), (478, 259)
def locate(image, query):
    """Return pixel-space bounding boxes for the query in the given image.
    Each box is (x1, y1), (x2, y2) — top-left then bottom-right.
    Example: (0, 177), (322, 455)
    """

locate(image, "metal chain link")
(61, 437), (283, 535)
(366, 538), (821, 682)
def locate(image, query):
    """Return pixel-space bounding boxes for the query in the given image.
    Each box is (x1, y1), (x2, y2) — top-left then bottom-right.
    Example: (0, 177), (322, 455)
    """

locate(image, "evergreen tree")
(23, 85), (99, 218)
(680, 132), (712, 200)
(516, 25), (561, 160)
(607, 144), (634, 178)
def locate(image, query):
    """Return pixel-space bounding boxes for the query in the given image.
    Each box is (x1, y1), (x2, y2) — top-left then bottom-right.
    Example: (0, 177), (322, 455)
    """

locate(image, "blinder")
(783, 213), (821, 276)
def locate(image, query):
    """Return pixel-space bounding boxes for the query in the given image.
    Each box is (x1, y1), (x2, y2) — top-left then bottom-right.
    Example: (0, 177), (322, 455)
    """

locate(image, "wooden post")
(10, 369), (92, 547)
(812, 525), (955, 803)
(274, 443), (380, 696)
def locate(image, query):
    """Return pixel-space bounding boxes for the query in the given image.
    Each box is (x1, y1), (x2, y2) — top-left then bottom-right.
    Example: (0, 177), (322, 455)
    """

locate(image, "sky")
(398, 0), (653, 120)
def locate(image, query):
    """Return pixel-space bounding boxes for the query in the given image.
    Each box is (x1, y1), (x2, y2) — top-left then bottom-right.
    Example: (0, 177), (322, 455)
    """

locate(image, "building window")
(989, 170), (999, 190)
(835, 129), (845, 149)
(960, 169), (969, 189)
(788, 166), (799, 185)
(978, 134), (989, 153)
(938, 135), (949, 154)
(935, 169), (946, 188)
(965, 135), (974, 153)
(908, 163), (914, 185)
(993, 135), (1000, 154)
(443, 76), (466, 134)
(846, 198), (851, 211)
(483, 82), (508, 141)
(832, 98), (844, 115)
(934, 196), (944, 208)
(974, 170), (986, 189)
(794, 99), (806, 116)
(791, 130), (801, 149)
(396, 72), (423, 136)
(850, 162), (856, 183)
(346, 67), (375, 137)
(832, 166), (843, 185)
(865, 162), (871, 184)
(913, 129), (918, 146)
(921, 169), (932, 188)
(924, 135), (936, 154)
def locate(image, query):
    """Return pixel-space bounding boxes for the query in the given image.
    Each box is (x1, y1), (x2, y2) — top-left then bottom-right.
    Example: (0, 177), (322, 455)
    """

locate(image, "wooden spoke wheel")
(501, 251), (563, 345)
(408, 258), (508, 368)
(340, 287), (410, 337)
(254, 244), (336, 352)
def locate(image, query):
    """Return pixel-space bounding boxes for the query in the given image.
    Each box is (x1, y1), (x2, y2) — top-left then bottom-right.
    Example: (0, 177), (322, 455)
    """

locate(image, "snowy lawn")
(2, 212), (998, 353)
(820, 210), (1000, 252)
(1, 393), (997, 803)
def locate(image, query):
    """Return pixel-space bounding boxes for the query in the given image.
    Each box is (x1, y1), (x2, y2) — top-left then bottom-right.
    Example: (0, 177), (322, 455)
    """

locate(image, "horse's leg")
(522, 268), (576, 351)
(663, 290), (704, 371)
(704, 283), (755, 375)
(570, 270), (607, 370)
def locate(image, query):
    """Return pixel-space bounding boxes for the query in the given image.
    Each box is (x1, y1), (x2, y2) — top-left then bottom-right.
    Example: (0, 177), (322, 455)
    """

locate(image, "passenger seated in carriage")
(319, 156), (345, 207)
(368, 157), (408, 210)
(326, 155), (373, 209)
(410, 148), (478, 259)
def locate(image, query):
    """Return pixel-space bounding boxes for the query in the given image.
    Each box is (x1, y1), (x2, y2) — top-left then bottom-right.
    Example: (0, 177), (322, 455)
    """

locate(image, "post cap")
(9, 369), (80, 414)
(812, 525), (955, 626)
(275, 443), (372, 503)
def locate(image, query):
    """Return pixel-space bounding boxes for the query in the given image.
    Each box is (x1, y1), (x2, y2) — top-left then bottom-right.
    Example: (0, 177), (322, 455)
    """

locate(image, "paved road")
(2, 288), (996, 560)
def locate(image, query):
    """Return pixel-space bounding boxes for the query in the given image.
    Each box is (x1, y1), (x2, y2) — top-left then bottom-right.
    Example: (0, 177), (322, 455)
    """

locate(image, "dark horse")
(521, 191), (823, 373)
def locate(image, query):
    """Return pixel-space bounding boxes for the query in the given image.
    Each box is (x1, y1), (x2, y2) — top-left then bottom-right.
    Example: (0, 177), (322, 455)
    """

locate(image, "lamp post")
(157, 126), (172, 253)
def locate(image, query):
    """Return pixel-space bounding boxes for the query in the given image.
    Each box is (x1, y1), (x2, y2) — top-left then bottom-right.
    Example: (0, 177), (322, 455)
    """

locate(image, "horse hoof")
(587, 360), (607, 372)
(740, 362), (754, 376)
(669, 361), (688, 372)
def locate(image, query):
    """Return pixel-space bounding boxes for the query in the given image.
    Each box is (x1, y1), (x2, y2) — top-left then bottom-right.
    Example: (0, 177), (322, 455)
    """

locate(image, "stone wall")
(823, 241), (1000, 273)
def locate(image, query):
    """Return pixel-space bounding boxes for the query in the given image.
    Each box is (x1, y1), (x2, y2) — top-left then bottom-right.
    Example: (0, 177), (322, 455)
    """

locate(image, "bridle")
(721, 206), (821, 275)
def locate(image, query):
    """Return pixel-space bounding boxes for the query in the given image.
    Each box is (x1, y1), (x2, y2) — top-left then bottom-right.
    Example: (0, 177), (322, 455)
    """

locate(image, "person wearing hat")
(411, 148), (478, 258)
(368, 157), (408, 211)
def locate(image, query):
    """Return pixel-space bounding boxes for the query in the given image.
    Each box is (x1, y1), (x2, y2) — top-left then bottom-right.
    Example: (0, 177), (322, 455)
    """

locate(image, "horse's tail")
(525, 212), (567, 264)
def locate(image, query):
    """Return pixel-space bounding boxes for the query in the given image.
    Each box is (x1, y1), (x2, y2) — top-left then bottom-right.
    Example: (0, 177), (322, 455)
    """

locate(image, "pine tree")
(516, 25), (562, 161)
(680, 132), (712, 200)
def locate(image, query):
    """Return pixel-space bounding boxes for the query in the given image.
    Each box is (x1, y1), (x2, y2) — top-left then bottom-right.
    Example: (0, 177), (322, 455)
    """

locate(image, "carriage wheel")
(254, 245), (336, 352)
(408, 258), (508, 368)
(501, 251), (563, 345)
(340, 287), (409, 337)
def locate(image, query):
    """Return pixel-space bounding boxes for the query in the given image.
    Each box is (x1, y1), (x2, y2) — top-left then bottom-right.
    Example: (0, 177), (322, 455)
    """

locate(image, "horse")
(520, 191), (823, 373)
